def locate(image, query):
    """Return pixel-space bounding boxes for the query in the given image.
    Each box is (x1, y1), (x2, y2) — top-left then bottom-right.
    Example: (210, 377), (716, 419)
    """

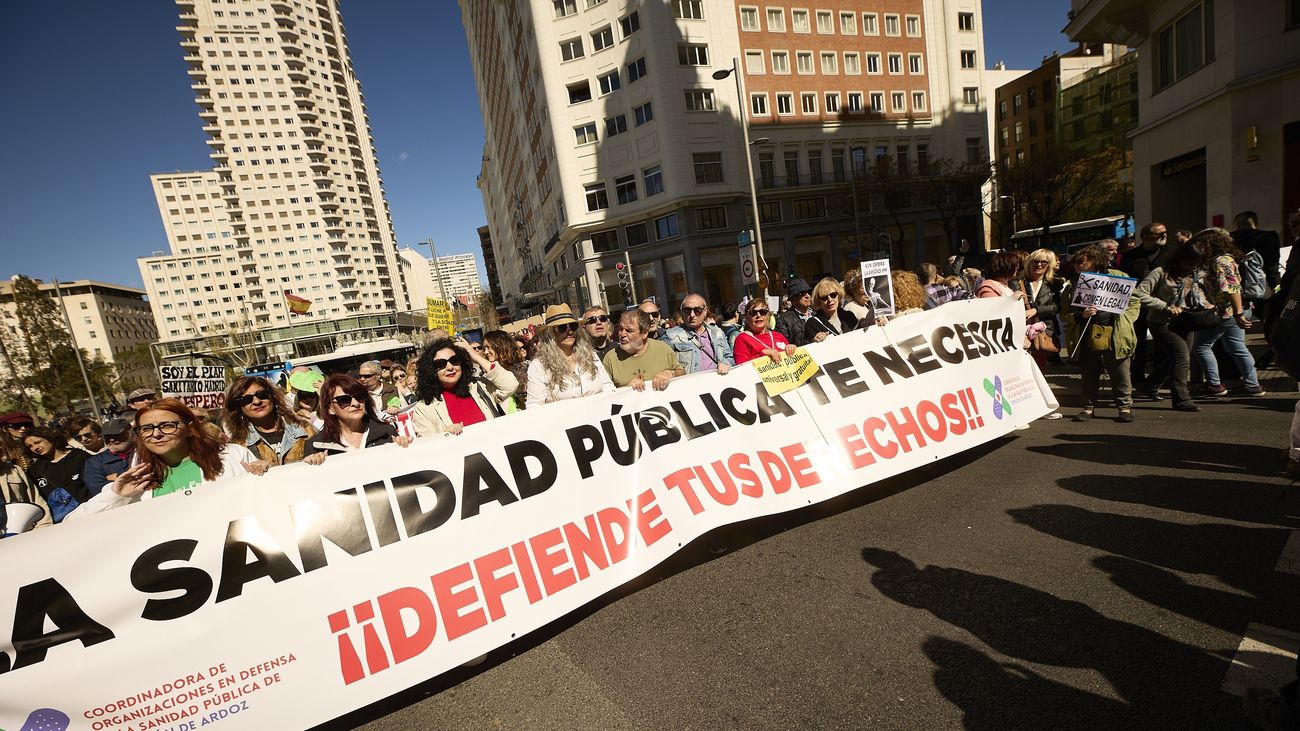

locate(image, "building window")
(869, 92), (884, 112)
(766, 8), (785, 32)
(751, 93), (769, 116)
(884, 14), (900, 36)
(912, 92), (926, 111)
(1157, 2), (1214, 89)
(591, 26), (614, 53)
(891, 91), (906, 111)
(964, 137), (981, 164)
(678, 43), (709, 66)
(626, 223), (649, 246)
(627, 57), (647, 82)
(553, 0), (577, 18)
(801, 92), (818, 114)
(684, 89), (716, 111)
(745, 50), (765, 74)
(792, 198), (826, 220)
(958, 12), (974, 31)
(793, 9), (811, 33)
(1014, 121), (1023, 142)
(963, 87), (979, 105)
(771, 51), (790, 74)
(740, 6), (759, 31)
(825, 92), (840, 113)
(598, 69), (621, 95)
(820, 52), (837, 74)
(560, 37), (584, 62)
(1012, 93), (1022, 113)
(1027, 87), (1037, 109)
(674, 0), (703, 19)
(813, 10), (831, 33)
(866, 53), (881, 74)
(844, 52), (861, 75)
(643, 165), (663, 196)
(759, 201), (782, 224)
(847, 92), (863, 112)
(693, 152), (724, 184)
(863, 12), (878, 35)
(615, 175), (638, 204)
(655, 213), (681, 240)
(776, 93), (793, 115)
(960, 50), (976, 69)
(905, 15), (921, 37)
(1028, 117), (1039, 136)
(574, 122), (598, 146)
(605, 114), (628, 136)
(887, 53), (902, 74)
(908, 54), (923, 74)
(1043, 79), (1054, 101)
(696, 206), (727, 230)
(591, 230), (619, 253)
(836, 11), (856, 34)
(796, 51), (813, 74)
(567, 81), (592, 104)
(585, 182), (609, 211)
(620, 11), (640, 38)
(633, 101), (654, 126)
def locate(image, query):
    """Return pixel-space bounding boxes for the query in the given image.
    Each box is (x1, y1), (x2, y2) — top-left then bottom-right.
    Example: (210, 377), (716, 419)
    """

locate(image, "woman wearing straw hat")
(525, 304), (615, 408)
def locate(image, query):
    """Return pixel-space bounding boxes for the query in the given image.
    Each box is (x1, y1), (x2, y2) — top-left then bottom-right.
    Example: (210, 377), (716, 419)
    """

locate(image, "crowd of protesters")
(1, 210), (1296, 537)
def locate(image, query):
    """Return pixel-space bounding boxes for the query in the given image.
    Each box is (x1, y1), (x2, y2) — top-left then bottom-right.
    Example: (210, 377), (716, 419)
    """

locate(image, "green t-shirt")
(152, 458), (204, 498)
(603, 339), (679, 387)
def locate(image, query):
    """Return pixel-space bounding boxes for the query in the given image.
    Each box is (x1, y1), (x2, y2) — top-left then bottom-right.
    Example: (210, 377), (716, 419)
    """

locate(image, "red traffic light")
(615, 262), (626, 271)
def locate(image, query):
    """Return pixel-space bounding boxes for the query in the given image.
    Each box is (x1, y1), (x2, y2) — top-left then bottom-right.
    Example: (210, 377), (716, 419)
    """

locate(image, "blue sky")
(0, 1), (1075, 290)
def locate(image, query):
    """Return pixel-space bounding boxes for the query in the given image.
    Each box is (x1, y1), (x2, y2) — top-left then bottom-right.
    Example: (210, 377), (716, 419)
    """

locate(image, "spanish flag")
(285, 293), (312, 315)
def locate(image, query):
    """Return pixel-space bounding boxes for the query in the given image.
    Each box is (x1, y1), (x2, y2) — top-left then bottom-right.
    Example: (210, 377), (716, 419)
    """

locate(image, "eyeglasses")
(230, 388), (274, 409)
(681, 306), (706, 315)
(331, 394), (364, 407)
(431, 357), (461, 371)
(585, 315), (610, 325)
(134, 421), (184, 438)
(554, 323), (579, 334)
(748, 309), (770, 317)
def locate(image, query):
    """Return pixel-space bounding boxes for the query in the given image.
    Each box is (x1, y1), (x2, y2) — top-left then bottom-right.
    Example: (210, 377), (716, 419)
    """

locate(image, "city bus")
(1008, 215), (1135, 257)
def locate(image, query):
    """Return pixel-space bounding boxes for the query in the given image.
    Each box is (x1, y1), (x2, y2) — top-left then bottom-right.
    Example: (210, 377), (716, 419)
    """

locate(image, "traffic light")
(616, 262), (631, 294)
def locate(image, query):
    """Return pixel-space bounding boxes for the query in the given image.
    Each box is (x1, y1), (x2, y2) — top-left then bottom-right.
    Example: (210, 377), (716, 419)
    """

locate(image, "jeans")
(1192, 317), (1259, 389)
(1079, 347), (1133, 410)
(1147, 321), (1193, 403)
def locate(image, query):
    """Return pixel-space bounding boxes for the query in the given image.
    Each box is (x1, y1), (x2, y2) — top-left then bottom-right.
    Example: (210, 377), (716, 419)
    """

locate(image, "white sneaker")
(1044, 412), (1063, 420)
(1013, 423), (1031, 430)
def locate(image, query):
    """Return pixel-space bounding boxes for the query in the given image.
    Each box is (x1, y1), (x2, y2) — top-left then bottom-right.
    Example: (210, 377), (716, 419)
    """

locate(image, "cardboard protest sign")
(426, 297), (455, 334)
(860, 258), (895, 317)
(0, 299), (1055, 731)
(159, 365), (227, 410)
(751, 348), (820, 396)
(1070, 272), (1137, 315)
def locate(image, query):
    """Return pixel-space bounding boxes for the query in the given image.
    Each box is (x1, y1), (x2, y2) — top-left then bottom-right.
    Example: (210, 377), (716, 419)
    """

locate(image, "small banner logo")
(19, 708), (70, 731)
(983, 376), (1012, 420)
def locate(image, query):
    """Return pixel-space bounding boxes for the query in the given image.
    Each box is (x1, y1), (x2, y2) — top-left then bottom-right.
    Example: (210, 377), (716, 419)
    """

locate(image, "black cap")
(101, 419), (132, 438)
(786, 278), (812, 297)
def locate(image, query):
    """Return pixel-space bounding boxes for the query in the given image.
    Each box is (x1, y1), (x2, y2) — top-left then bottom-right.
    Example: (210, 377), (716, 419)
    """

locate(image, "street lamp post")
(713, 58), (768, 296)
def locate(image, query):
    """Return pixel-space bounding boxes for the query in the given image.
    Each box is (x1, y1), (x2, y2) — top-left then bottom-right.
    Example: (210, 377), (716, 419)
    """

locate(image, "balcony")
(277, 27), (299, 42)
(209, 150), (228, 163)
(313, 173), (332, 185)
(187, 67), (206, 80)
(202, 123), (220, 134)
(179, 37), (199, 51)
(271, 1), (292, 14)
(319, 200), (339, 212)
(288, 69), (308, 82)
(190, 82), (210, 94)
(307, 150), (327, 162)
(293, 96), (314, 109)
(316, 188), (336, 199)
(291, 82), (310, 96)
(205, 135), (224, 148)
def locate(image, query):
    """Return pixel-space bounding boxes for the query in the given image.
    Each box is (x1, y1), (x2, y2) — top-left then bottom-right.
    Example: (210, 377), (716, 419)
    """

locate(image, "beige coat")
(410, 363), (519, 437)
(2, 464), (53, 530)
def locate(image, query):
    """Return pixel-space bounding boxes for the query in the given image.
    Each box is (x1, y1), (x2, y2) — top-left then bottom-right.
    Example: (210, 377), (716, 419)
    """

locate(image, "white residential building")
(464, 0), (995, 317)
(435, 253), (483, 299)
(140, 0), (405, 343)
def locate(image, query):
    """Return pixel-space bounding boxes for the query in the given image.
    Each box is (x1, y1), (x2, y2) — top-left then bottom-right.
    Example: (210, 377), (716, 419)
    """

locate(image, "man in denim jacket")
(660, 293), (734, 375)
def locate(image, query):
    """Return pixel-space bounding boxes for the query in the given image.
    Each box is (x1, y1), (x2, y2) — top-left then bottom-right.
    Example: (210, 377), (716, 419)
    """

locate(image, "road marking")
(1277, 530), (1300, 576)
(1220, 623), (1299, 697)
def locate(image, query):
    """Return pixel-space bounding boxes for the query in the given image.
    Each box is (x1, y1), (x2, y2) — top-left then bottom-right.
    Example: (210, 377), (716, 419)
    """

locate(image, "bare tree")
(916, 158), (992, 253)
(995, 145), (1127, 238)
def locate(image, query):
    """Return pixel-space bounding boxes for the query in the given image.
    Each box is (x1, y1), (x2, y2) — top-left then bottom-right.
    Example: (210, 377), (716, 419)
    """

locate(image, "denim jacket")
(245, 419), (314, 465)
(660, 324), (735, 374)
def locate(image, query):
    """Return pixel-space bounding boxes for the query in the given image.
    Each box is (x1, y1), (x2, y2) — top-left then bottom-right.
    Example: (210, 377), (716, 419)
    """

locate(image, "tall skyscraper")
(463, 0), (991, 317)
(141, 0), (404, 342)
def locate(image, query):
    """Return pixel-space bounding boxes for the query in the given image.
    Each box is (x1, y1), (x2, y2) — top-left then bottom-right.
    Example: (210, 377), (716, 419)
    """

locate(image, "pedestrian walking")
(1190, 227), (1265, 397)
(1063, 245), (1140, 423)
(1134, 244), (1210, 411)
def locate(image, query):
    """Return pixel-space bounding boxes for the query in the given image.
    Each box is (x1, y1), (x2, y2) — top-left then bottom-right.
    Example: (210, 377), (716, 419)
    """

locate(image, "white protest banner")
(0, 299), (1055, 731)
(160, 365), (227, 411)
(1070, 271), (1137, 314)
(860, 258), (895, 317)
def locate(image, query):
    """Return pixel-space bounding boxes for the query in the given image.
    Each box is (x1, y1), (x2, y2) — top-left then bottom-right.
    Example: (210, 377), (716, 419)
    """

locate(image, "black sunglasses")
(585, 315), (610, 325)
(643, 310), (661, 318)
(5, 422), (32, 430)
(331, 393), (364, 407)
(230, 388), (274, 409)
(554, 323), (579, 334)
(431, 357), (462, 371)
(681, 306), (706, 315)
(748, 309), (770, 317)
(127, 394), (155, 403)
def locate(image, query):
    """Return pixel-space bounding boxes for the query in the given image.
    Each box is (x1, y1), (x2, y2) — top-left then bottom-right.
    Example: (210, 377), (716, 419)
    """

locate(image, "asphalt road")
(326, 357), (1300, 731)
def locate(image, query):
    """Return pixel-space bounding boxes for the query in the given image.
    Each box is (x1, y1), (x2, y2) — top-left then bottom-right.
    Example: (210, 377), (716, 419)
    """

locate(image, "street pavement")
(326, 355), (1300, 730)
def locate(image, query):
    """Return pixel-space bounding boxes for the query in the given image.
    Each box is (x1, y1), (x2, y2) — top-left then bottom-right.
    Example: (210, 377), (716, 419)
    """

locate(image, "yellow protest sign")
(751, 347), (819, 396)
(426, 297), (455, 335)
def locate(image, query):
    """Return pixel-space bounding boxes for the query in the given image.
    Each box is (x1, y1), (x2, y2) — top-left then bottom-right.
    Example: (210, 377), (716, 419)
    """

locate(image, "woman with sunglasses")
(410, 337), (518, 437)
(484, 330), (529, 412)
(388, 362), (417, 407)
(224, 376), (323, 473)
(305, 374), (413, 455)
(66, 399), (260, 519)
(805, 277), (860, 344)
(734, 298), (798, 365)
(525, 304), (615, 408)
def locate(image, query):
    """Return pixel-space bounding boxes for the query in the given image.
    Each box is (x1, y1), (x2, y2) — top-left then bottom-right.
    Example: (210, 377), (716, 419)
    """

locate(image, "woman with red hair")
(67, 398), (258, 519)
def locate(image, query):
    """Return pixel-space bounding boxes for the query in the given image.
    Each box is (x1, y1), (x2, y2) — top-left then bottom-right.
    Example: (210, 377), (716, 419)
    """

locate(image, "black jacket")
(1019, 278), (1063, 336)
(1121, 244), (1171, 283)
(776, 309), (813, 347)
(304, 419), (400, 455)
(1232, 227), (1282, 287)
(804, 309), (860, 341)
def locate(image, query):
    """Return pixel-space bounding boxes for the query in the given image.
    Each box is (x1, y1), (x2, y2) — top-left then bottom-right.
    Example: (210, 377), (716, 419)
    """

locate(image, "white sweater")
(524, 351), (615, 408)
(64, 444), (257, 521)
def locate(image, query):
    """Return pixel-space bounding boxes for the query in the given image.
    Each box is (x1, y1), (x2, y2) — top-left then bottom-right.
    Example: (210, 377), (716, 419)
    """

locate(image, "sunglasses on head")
(585, 315), (610, 325)
(553, 322), (579, 334)
(431, 357), (462, 371)
(230, 388), (274, 409)
(331, 393), (364, 407)
(681, 306), (706, 315)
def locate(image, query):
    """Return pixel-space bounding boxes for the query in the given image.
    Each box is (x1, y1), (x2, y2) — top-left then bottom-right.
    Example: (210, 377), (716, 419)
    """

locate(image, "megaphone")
(3, 502), (46, 536)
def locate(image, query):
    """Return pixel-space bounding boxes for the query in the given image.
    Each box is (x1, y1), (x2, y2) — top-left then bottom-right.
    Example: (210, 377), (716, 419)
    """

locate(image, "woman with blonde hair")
(525, 304), (615, 407)
(889, 270), (927, 317)
(805, 277), (860, 343)
(1022, 248), (1063, 361)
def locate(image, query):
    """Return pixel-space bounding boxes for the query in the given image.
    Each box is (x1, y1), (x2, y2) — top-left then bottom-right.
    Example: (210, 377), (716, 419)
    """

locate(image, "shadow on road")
(1026, 434), (1285, 477)
(860, 548), (1246, 727)
(1055, 473), (1296, 526)
(1007, 504), (1291, 595)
